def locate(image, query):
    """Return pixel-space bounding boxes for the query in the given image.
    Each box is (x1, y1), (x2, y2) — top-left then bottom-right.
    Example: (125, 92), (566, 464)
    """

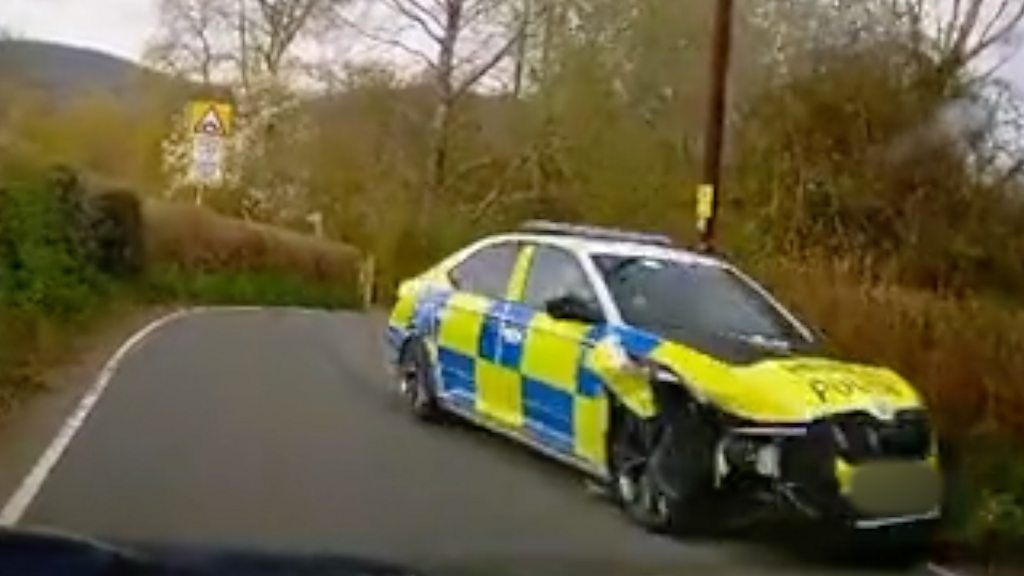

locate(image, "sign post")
(186, 100), (234, 205)
(697, 0), (735, 251)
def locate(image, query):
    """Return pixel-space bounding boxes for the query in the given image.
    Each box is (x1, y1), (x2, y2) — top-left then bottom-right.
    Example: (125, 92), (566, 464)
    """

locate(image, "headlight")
(721, 434), (782, 478)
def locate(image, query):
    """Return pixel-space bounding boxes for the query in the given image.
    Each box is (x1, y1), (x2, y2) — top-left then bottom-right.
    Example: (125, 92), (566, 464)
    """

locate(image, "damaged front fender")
(585, 337), (657, 418)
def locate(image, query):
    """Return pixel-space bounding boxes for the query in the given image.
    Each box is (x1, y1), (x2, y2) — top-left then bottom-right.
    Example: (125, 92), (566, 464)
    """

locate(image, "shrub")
(0, 167), (107, 317)
(84, 189), (144, 278)
(142, 200), (361, 286)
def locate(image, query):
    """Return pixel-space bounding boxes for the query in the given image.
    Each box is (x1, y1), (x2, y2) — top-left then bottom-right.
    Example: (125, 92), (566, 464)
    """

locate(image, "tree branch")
(462, 0), (503, 30)
(962, 0), (1024, 64)
(340, 15), (440, 71)
(992, 156), (1024, 189)
(453, 19), (526, 98)
(452, 155), (502, 180)
(943, 0), (965, 49)
(951, 0), (984, 61)
(390, 0), (445, 41)
(978, 0), (1013, 42)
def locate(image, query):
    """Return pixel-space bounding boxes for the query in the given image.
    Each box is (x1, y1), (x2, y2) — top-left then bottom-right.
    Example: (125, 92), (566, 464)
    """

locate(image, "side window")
(449, 243), (519, 299)
(523, 246), (598, 310)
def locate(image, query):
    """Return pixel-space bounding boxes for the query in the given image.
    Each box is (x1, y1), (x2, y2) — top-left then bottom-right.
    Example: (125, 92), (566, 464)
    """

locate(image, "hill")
(0, 40), (173, 101)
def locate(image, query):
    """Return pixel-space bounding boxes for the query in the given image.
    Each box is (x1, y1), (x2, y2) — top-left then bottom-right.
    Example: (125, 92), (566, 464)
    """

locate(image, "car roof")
(484, 232), (725, 268)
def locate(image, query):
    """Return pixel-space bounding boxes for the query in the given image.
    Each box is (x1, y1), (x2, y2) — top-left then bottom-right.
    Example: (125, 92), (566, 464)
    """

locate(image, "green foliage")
(0, 169), (108, 317)
(949, 434), (1024, 558)
(0, 166), (117, 416)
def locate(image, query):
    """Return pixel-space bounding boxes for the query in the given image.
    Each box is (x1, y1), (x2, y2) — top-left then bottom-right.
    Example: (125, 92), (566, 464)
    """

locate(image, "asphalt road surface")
(9, 309), (945, 575)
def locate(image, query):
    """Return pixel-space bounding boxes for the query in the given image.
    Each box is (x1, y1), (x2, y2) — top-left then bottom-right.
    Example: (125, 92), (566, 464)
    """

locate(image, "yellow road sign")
(188, 101), (234, 137)
(696, 184), (716, 221)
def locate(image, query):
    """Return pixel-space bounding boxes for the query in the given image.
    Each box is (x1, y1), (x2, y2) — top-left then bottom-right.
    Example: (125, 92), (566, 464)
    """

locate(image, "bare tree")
(344, 0), (527, 226)
(509, 0), (531, 98)
(147, 0), (345, 89)
(145, 0), (233, 86)
(246, 0), (341, 81)
(754, 0), (1024, 86)
(924, 0), (1024, 75)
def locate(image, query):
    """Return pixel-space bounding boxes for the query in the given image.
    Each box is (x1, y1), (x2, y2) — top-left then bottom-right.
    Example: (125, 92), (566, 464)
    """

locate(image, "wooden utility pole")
(698, 0), (735, 250)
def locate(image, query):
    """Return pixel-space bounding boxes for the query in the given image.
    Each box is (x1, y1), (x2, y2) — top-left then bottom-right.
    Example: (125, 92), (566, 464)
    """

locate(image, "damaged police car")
(386, 221), (941, 550)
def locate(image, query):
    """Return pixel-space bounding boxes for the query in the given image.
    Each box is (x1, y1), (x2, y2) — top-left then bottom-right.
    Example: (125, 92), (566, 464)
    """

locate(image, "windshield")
(594, 255), (812, 348)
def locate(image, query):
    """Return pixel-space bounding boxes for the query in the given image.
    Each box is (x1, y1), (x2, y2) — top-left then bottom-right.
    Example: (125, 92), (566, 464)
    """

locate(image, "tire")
(608, 398), (716, 534)
(398, 339), (443, 422)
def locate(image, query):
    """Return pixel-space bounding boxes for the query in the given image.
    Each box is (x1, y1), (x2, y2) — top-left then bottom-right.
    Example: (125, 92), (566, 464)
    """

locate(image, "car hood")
(648, 341), (925, 423)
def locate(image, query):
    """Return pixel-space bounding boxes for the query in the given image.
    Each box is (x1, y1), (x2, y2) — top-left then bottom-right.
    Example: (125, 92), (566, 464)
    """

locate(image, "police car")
(386, 221), (941, 544)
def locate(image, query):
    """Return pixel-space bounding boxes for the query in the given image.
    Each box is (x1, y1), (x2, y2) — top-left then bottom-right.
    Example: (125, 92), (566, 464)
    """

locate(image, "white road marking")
(927, 562), (968, 576)
(0, 309), (195, 526)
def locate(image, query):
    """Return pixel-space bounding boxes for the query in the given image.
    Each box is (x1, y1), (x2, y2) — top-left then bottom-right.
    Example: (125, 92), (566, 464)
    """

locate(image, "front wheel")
(608, 402), (716, 534)
(398, 339), (443, 422)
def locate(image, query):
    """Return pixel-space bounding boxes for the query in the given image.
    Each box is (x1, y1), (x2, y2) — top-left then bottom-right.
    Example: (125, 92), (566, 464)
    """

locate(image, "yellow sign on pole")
(187, 101), (234, 137)
(185, 100), (234, 191)
(696, 184), (716, 232)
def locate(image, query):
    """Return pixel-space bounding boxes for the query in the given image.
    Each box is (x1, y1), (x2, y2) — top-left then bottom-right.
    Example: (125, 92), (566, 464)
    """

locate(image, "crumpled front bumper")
(774, 417), (943, 529)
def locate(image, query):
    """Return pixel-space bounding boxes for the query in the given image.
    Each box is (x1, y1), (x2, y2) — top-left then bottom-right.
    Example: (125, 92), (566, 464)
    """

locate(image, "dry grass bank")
(758, 258), (1024, 441)
(143, 200), (362, 285)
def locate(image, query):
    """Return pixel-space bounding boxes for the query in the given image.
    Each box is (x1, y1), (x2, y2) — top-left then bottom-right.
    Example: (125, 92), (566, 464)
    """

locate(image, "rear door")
(511, 245), (609, 464)
(436, 241), (521, 422)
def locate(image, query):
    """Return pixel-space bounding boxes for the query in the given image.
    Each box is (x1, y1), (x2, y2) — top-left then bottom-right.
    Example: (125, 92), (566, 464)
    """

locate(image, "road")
(5, 309), (943, 575)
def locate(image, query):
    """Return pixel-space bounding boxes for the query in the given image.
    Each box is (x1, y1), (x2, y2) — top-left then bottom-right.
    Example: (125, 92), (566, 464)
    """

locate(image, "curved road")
(9, 309), (939, 575)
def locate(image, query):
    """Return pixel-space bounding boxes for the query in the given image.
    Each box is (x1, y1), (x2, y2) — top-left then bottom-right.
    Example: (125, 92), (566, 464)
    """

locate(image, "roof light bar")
(519, 220), (673, 247)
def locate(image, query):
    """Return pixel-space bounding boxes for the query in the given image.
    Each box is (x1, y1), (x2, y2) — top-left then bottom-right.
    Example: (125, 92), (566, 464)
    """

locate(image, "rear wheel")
(608, 400), (716, 534)
(398, 339), (442, 421)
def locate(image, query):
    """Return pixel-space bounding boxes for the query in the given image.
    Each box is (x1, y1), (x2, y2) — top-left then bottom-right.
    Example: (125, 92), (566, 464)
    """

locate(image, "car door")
(437, 241), (522, 425)
(511, 245), (608, 464)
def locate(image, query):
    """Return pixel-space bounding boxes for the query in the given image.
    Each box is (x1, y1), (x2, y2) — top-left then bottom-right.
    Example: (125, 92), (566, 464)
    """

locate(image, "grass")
(143, 267), (360, 309)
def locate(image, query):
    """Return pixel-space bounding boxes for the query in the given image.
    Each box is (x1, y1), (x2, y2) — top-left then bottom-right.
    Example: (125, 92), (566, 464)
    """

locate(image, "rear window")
(449, 243), (519, 300)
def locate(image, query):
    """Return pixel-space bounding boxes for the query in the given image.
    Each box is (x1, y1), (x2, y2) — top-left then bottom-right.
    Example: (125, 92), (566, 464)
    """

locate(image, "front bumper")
(774, 418), (943, 529)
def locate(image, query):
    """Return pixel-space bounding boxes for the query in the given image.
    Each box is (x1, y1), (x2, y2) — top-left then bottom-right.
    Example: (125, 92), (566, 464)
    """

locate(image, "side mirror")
(546, 294), (603, 324)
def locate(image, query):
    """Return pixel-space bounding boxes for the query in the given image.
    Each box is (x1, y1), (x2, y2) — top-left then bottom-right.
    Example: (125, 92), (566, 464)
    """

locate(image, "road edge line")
(0, 309), (196, 526)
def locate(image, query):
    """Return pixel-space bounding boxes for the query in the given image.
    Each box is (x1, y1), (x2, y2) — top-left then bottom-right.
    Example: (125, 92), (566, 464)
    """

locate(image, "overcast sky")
(1, 0), (1022, 89)
(2, 0), (157, 60)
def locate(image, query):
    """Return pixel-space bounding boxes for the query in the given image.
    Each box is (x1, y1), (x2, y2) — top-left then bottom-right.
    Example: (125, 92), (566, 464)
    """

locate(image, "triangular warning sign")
(195, 107), (227, 136)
